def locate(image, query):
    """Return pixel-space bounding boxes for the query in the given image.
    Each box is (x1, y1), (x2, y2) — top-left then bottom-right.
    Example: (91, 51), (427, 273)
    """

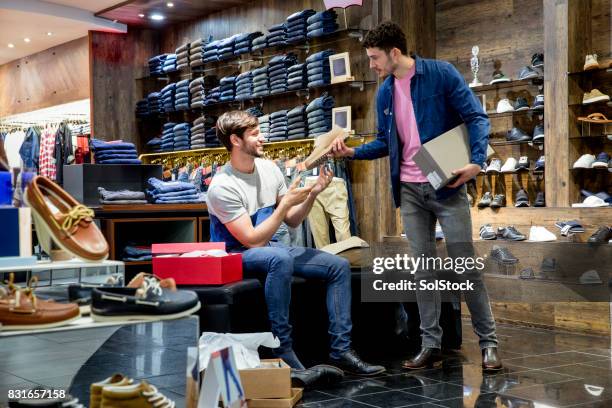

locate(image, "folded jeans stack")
(246, 106), (265, 117)
(286, 9), (316, 44)
(234, 31), (264, 56)
(306, 92), (335, 136)
(259, 115), (271, 141)
(287, 105), (308, 140)
(135, 99), (150, 118)
(146, 92), (163, 115)
(269, 109), (289, 141)
(147, 177), (205, 204)
(204, 86), (221, 105)
(91, 139), (142, 165)
(174, 79), (190, 111)
(267, 22), (287, 47)
(306, 49), (334, 88)
(160, 82), (176, 113)
(189, 77), (205, 109)
(218, 35), (239, 61)
(98, 187), (147, 205)
(148, 54), (170, 76)
(161, 122), (177, 151)
(268, 53), (298, 94)
(307, 10), (339, 39)
(162, 54), (177, 73)
(188, 38), (205, 69)
(122, 245), (152, 261)
(252, 35), (268, 52)
(287, 63), (307, 90)
(146, 137), (162, 153)
(252, 65), (269, 97)
(205, 126), (220, 147)
(173, 122), (192, 151)
(192, 116), (216, 149)
(219, 76), (236, 102)
(203, 40), (221, 63)
(235, 71), (254, 100)
(176, 45), (190, 70)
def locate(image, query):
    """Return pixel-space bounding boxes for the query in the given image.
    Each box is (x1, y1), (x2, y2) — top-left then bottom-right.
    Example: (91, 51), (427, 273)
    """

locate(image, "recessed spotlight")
(138, 13), (145, 18)
(24, 38), (31, 43)
(47, 32), (52, 36)
(8, 43), (14, 48)
(166, 2), (174, 7)
(150, 13), (165, 21)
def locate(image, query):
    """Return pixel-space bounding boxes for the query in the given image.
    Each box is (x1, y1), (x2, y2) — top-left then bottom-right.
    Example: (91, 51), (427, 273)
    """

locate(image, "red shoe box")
(152, 242), (242, 285)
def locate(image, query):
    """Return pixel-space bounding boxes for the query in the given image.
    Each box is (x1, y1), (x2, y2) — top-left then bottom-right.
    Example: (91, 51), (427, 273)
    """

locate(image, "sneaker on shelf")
(516, 156), (530, 171)
(591, 152), (610, 168)
(490, 245), (519, 264)
(534, 191), (546, 207)
(531, 94), (544, 111)
(496, 98), (515, 113)
(531, 53), (544, 68)
(520, 268), (536, 279)
(583, 89), (610, 104)
(501, 158), (518, 173)
(515, 189), (530, 207)
(514, 97), (530, 111)
(534, 156), (545, 171)
(480, 162), (488, 173)
(486, 158), (502, 173)
(490, 194), (506, 209)
(90, 374), (134, 408)
(532, 124), (545, 144)
(479, 224), (497, 240)
(579, 270), (603, 285)
(528, 226), (557, 242)
(554, 220), (585, 236)
(490, 72), (511, 85)
(572, 195), (610, 208)
(478, 192), (493, 208)
(572, 153), (596, 168)
(518, 66), (540, 80)
(497, 226), (527, 241)
(584, 54), (600, 71)
(100, 381), (175, 408)
(506, 127), (532, 142)
(587, 226), (612, 243)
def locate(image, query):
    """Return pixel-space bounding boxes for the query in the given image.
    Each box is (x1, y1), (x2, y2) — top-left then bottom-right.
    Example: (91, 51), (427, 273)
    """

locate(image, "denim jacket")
(353, 55), (490, 207)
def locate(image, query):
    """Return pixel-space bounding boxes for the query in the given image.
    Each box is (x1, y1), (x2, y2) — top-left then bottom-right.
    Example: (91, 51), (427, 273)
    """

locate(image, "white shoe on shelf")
(528, 226), (557, 242)
(500, 158), (517, 173)
(572, 154), (596, 168)
(496, 98), (515, 113)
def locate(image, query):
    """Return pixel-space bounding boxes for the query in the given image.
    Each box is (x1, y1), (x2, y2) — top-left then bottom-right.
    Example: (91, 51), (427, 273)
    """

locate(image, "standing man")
(330, 22), (502, 371)
(206, 110), (385, 376)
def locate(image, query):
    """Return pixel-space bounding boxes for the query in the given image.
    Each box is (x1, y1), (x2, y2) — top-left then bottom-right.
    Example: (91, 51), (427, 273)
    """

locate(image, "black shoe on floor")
(291, 365), (344, 389)
(329, 350), (386, 376)
(588, 226), (612, 243)
(402, 347), (443, 370)
(490, 245), (519, 265)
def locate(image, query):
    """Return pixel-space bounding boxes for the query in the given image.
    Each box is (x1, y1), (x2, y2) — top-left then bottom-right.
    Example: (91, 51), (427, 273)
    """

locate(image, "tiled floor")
(1, 317), (611, 407)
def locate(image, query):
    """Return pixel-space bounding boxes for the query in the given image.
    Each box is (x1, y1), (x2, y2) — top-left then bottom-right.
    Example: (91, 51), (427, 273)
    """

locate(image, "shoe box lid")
(152, 242), (226, 254)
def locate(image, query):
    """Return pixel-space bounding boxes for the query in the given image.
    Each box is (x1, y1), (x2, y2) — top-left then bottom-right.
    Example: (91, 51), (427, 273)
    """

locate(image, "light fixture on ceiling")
(167, 2), (174, 7)
(24, 38), (31, 43)
(150, 13), (165, 21)
(47, 32), (52, 36)
(138, 13), (145, 18)
(8, 43), (15, 48)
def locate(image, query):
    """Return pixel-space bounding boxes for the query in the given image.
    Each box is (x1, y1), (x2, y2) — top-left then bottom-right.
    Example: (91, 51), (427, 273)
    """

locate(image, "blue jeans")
(287, 9), (316, 22)
(306, 93), (335, 113)
(308, 26), (339, 38)
(240, 243), (352, 357)
(306, 10), (337, 25)
(305, 50), (335, 64)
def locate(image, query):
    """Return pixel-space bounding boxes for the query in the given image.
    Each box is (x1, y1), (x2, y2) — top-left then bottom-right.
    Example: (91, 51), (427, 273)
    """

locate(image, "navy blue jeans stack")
(252, 35), (268, 52)
(174, 80), (190, 111)
(135, 99), (150, 118)
(204, 86), (221, 105)
(162, 54), (177, 73)
(146, 92), (163, 115)
(161, 122), (176, 152)
(259, 115), (271, 141)
(189, 77), (205, 109)
(267, 22), (287, 47)
(235, 71), (253, 101)
(192, 116), (219, 148)
(91, 139), (142, 165)
(306, 49), (334, 88)
(218, 36), (238, 61)
(252, 66), (269, 97)
(203, 40), (221, 63)
(269, 110), (289, 141)
(173, 122), (191, 151)
(269, 53), (298, 94)
(148, 54), (170, 76)
(234, 32), (264, 56)
(306, 93), (335, 137)
(147, 178), (204, 204)
(287, 105), (308, 140)
(161, 83), (176, 113)
(219, 76), (236, 102)
(307, 10), (339, 39)
(287, 63), (307, 90)
(286, 9), (316, 44)
(146, 138), (162, 153)
(246, 106), (265, 117)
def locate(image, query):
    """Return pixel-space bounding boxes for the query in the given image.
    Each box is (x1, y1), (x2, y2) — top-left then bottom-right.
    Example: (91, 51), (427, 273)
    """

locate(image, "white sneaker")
(584, 54), (599, 71)
(486, 158), (502, 173)
(529, 226), (557, 242)
(500, 158), (517, 173)
(572, 154), (596, 168)
(572, 195), (610, 207)
(497, 99), (515, 113)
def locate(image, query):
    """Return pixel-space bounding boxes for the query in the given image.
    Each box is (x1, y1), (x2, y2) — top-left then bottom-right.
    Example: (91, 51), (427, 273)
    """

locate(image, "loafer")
(291, 364), (344, 389)
(482, 347), (503, 371)
(329, 350), (386, 376)
(402, 347), (443, 370)
(25, 176), (109, 261)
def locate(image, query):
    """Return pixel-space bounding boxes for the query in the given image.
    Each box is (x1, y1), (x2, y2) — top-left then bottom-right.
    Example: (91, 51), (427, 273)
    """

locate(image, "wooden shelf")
(470, 77), (543, 92)
(489, 139), (544, 148)
(570, 167), (611, 172)
(568, 67), (612, 76)
(94, 203), (207, 214)
(487, 110), (543, 119)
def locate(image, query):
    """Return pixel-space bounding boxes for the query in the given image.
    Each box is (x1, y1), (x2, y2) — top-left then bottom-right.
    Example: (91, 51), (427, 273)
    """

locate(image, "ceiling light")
(24, 38), (31, 43)
(47, 32), (52, 36)
(138, 13), (145, 18)
(166, 2), (174, 7)
(150, 13), (165, 21)
(8, 43), (14, 48)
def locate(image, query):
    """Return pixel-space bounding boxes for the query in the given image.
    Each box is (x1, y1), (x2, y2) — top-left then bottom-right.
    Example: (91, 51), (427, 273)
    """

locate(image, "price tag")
(313, 167), (318, 176)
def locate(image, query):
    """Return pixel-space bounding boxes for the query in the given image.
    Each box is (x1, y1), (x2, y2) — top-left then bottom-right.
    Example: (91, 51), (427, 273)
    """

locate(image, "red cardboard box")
(152, 242), (242, 285)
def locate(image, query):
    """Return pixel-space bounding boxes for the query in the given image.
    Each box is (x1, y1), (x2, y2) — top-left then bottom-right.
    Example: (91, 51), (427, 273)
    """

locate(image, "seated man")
(206, 110), (385, 375)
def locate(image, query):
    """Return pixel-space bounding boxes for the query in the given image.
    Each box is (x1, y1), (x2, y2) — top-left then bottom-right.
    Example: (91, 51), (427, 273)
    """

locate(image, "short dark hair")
(363, 21), (408, 55)
(216, 111), (259, 151)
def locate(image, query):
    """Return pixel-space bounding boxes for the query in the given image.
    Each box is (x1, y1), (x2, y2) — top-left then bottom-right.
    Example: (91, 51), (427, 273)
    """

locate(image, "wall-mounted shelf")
(470, 77), (543, 93)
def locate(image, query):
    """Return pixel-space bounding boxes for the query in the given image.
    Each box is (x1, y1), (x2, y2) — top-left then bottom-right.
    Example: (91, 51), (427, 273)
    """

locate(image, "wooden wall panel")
(0, 37), (89, 117)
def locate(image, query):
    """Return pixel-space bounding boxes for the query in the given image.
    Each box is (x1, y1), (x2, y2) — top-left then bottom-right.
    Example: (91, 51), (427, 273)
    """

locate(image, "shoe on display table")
(506, 127), (531, 142)
(514, 189), (530, 207)
(531, 53), (544, 68)
(90, 374), (134, 408)
(490, 245), (518, 264)
(490, 194), (506, 209)
(490, 72), (511, 85)
(500, 158), (517, 173)
(583, 89), (610, 104)
(534, 191), (546, 207)
(497, 226), (526, 241)
(518, 66), (540, 80)
(531, 94), (544, 111)
(513, 97), (530, 111)
(528, 226), (557, 242)
(516, 156), (530, 171)
(486, 158), (502, 173)
(591, 152), (610, 168)
(584, 54), (600, 71)
(587, 226), (612, 243)
(478, 192), (493, 208)
(101, 381), (175, 408)
(532, 124), (545, 144)
(572, 196), (609, 207)
(534, 156), (545, 171)
(479, 224), (497, 240)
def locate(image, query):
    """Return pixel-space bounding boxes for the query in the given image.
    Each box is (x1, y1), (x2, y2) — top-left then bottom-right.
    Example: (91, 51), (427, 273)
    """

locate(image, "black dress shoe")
(482, 347), (503, 371)
(402, 347), (443, 370)
(329, 350), (386, 376)
(291, 364), (344, 389)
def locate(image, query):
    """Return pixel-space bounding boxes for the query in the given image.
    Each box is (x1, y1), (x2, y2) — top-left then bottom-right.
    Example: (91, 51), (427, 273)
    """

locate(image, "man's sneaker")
(534, 191), (546, 207)
(592, 152), (610, 168)
(516, 156), (530, 171)
(514, 97), (530, 111)
(529, 226), (557, 242)
(588, 226), (612, 243)
(534, 156), (545, 171)
(501, 158), (518, 173)
(579, 270), (602, 285)
(583, 89), (610, 104)
(486, 158), (502, 173)
(435, 222), (444, 240)
(520, 268), (536, 279)
(584, 54), (600, 71)
(531, 94), (544, 111)
(478, 192), (493, 208)
(490, 245), (519, 264)
(490, 72), (511, 84)
(490, 194), (506, 208)
(573, 153), (596, 168)
(497, 226), (526, 241)
(480, 224), (497, 240)
(101, 381), (175, 408)
(506, 127), (532, 142)
(531, 53), (544, 68)
(496, 98), (515, 113)
(532, 124), (545, 144)
(518, 66), (540, 80)
(515, 189), (530, 207)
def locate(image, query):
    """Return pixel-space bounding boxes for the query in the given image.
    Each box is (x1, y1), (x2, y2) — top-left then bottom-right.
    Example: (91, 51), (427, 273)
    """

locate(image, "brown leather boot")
(402, 347), (443, 370)
(482, 347), (503, 371)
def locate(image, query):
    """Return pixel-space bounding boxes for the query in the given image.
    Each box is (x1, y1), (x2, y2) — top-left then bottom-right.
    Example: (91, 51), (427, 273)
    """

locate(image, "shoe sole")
(501, 169), (516, 173)
(591, 163), (609, 168)
(584, 63), (600, 71)
(334, 366), (386, 377)
(490, 204), (505, 209)
(402, 359), (444, 370)
(90, 301), (201, 322)
(514, 106), (530, 111)
(583, 96), (610, 104)
(490, 79), (511, 85)
(1, 313), (82, 331)
(519, 74), (540, 80)
(532, 63), (544, 68)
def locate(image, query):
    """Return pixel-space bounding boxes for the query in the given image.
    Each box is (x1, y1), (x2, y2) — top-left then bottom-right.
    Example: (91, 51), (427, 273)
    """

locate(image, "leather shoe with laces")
(291, 364), (344, 389)
(402, 347), (443, 370)
(329, 350), (386, 376)
(482, 347), (503, 371)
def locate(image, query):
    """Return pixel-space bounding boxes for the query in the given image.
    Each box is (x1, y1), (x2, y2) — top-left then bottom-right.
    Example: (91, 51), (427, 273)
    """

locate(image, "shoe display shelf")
(470, 76), (543, 93)
(475, 162), (545, 209)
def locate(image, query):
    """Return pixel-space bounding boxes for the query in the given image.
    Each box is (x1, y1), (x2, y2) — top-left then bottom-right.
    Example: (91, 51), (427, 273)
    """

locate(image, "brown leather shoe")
(402, 347), (443, 370)
(482, 347), (503, 371)
(0, 273), (80, 330)
(25, 176), (108, 261)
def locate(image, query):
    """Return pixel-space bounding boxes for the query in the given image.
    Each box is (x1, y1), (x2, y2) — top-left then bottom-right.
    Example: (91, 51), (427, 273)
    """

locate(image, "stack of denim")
(148, 54), (169, 76)
(287, 105), (307, 140)
(259, 115), (270, 141)
(246, 106), (264, 117)
(162, 54), (177, 73)
(267, 23), (287, 47)
(98, 188), (147, 206)
(161, 123), (176, 151)
(147, 92), (163, 115)
(135, 99), (150, 118)
(235, 71), (253, 101)
(189, 38), (205, 70)
(161, 83), (176, 113)
(146, 137), (162, 153)
(252, 36), (267, 52)
(307, 10), (339, 39)
(191, 116), (207, 149)
(147, 178), (205, 204)
(176, 46), (189, 70)
(306, 49), (334, 88)
(234, 32), (264, 56)
(306, 93), (335, 137)
(91, 139), (141, 165)
(203, 40), (221, 63)
(219, 76), (236, 102)
(287, 63), (307, 90)
(252, 66), (269, 97)
(286, 9), (316, 44)
(269, 53), (298, 94)
(174, 80), (190, 111)
(205, 126), (220, 147)
(175, 43), (189, 56)
(204, 86), (221, 105)
(173, 123), (191, 151)
(189, 77), (204, 109)
(121, 245), (152, 261)
(269, 110), (288, 141)
(218, 35), (238, 61)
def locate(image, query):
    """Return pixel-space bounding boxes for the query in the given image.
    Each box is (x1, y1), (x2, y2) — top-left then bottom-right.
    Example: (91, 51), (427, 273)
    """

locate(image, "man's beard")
(244, 144), (263, 158)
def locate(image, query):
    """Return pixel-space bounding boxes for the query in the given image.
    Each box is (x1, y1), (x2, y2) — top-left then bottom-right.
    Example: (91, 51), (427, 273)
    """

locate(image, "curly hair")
(216, 110), (259, 151)
(363, 21), (408, 55)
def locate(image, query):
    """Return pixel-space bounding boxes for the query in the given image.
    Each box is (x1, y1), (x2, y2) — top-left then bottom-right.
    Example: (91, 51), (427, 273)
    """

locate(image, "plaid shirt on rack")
(38, 127), (56, 180)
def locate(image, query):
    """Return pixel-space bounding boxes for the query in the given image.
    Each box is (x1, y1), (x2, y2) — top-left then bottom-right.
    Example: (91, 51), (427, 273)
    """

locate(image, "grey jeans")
(400, 182), (497, 350)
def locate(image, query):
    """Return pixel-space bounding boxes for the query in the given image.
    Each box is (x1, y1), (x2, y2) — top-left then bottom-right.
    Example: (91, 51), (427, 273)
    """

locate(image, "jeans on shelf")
(306, 93), (335, 113)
